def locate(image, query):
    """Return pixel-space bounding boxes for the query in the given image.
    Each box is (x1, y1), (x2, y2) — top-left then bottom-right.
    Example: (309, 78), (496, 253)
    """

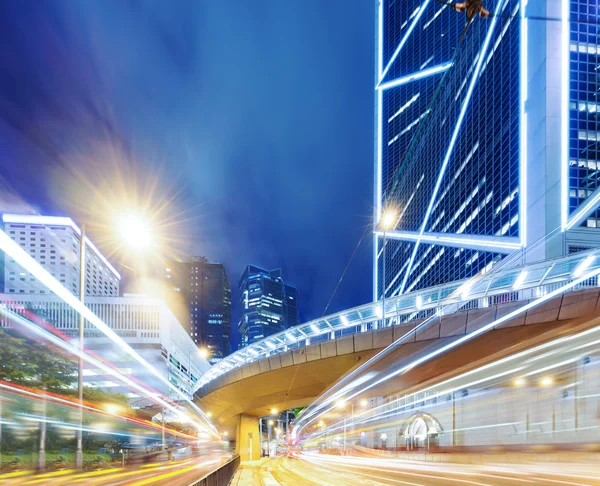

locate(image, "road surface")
(235, 453), (600, 485)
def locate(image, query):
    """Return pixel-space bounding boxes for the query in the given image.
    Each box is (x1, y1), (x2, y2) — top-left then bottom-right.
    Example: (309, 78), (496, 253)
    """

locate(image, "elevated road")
(198, 287), (600, 435)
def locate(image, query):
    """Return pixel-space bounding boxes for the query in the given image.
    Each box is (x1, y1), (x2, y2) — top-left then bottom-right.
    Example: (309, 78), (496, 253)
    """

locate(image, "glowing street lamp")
(104, 403), (122, 415)
(513, 377), (526, 387)
(381, 210), (397, 230)
(116, 214), (154, 252)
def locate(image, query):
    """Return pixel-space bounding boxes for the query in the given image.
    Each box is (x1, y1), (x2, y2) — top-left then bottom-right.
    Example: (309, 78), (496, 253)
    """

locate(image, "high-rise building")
(2, 214), (120, 297)
(164, 257), (232, 363)
(374, 0), (600, 301)
(238, 265), (298, 347)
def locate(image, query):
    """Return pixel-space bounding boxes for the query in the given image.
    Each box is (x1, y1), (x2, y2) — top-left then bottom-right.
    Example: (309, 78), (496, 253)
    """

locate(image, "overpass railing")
(195, 249), (600, 391)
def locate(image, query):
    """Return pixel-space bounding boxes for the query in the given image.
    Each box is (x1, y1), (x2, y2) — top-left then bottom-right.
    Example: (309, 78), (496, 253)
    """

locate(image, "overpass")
(194, 249), (600, 458)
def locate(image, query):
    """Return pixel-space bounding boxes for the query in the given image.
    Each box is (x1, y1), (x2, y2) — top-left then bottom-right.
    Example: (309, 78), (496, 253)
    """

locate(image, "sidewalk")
(229, 458), (270, 486)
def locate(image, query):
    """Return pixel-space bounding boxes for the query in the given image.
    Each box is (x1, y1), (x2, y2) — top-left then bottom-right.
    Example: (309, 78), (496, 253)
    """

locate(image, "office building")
(374, 0), (600, 301)
(0, 293), (210, 402)
(2, 214), (120, 296)
(238, 265), (298, 347)
(164, 257), (232, 363)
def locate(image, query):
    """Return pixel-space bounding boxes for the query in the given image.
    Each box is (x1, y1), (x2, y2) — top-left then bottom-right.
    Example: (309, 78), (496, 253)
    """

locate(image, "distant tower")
(164, 257), (232, 363)
(238, 265), (298, 347)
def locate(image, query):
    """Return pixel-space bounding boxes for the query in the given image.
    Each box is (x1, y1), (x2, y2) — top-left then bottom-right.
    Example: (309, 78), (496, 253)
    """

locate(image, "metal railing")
(186, 454), (239, 486)
(195, 249), (600, 390)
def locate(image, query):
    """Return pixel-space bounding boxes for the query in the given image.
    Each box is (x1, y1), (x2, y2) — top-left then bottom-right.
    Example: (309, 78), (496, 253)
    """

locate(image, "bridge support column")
(235, 415), (260, 462)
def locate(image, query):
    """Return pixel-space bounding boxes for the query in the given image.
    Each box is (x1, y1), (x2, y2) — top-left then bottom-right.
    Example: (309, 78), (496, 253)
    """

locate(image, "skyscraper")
(2, 214), (120, 296)
(374, 0), (600, 301)
(238, 265), (298, 347)
(164, 257), (232, 363)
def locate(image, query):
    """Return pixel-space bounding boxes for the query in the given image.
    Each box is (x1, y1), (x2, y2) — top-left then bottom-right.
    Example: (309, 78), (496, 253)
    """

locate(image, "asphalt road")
(258, 453), (600, 485)
(0, 453), (234, 486)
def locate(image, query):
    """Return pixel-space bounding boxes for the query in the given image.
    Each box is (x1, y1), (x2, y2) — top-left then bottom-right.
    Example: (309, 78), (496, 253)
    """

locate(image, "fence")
(186, 455), (240, 486)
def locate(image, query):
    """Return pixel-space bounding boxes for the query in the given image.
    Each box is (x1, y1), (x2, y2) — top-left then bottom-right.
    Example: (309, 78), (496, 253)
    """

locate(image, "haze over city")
(0, 0), (599, 485)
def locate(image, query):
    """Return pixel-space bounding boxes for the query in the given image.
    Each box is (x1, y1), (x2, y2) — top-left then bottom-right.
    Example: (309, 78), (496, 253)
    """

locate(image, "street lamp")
(75, 216), (155, 469)
(116, 214), (154, 251)
(104, 403), (122, 415)
(379, 209), (397, 328)
(267, 420), (275, 457)
(335, 400), (348, 453)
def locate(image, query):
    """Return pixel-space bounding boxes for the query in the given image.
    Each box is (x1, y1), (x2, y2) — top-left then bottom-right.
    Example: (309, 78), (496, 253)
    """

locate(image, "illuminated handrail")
(195, 250), (600, 390)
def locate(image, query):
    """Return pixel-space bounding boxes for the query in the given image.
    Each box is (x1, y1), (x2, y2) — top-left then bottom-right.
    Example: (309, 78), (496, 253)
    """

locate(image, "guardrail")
(186, 454), (240, 486)
(195, 249), (600, 391)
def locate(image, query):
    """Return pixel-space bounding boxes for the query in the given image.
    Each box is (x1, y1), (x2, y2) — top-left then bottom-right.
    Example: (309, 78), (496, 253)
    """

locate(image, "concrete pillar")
(235, 415), (260, 462)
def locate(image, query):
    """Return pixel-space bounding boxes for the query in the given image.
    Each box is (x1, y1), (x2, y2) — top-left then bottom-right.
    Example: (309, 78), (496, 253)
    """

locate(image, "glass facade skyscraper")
(238, 265), (299, 347)
(165, 257), (232, 363)
(375, 0), (600, 302)
(567, 1), (600, 230)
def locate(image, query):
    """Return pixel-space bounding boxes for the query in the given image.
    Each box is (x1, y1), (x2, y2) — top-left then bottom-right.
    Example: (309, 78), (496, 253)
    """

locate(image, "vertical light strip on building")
(561, 0), (570, 230)
(519, 0), (528, 246)
(399, 0), (505, 294)
(375, 0), (384, 300)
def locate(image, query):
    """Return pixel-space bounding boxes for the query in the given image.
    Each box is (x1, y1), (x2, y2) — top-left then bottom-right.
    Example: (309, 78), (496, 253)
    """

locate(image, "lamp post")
(162, 408), (166, 452)
(336, 400), (347, 453)
(380, 210), (397, 327)
(75, 215), (154, 469)
(75, 224), (86, 469)
(267, 420), (274, 457)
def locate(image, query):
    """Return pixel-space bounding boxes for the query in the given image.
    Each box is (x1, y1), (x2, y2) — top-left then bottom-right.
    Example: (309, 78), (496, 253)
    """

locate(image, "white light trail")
(0, 228), (217, 435)
(0, 307), (215, 434)
(295, 264), (600, 434)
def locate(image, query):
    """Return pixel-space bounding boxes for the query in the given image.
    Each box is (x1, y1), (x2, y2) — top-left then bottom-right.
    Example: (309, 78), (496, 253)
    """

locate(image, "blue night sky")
(0, 0), (374, 346)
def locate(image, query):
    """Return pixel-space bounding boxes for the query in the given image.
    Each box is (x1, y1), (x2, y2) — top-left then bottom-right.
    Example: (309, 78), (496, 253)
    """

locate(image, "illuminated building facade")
(238, 265), (298, 347)
(374, 0), (600, 302)
(164, 257), (232, 363)
(2, 214), (120, 297)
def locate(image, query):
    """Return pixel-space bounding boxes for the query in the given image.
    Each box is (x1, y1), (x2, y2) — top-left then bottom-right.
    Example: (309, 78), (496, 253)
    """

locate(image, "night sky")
(0, 0), (375, 347)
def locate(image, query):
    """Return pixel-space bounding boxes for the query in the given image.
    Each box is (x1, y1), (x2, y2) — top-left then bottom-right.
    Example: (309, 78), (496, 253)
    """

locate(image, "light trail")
(0, 307), (210, 435)
(295, 263), (600, 435)
(0, 228), (217, 436)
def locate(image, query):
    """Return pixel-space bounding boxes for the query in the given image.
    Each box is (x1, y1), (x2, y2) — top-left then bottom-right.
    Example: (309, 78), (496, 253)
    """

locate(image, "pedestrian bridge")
(195, 249), (600, 393)
(194, 249), (600, 460)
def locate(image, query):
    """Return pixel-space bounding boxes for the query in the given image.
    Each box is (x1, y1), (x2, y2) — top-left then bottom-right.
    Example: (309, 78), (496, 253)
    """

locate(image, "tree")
(0, 327), (76, 392)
